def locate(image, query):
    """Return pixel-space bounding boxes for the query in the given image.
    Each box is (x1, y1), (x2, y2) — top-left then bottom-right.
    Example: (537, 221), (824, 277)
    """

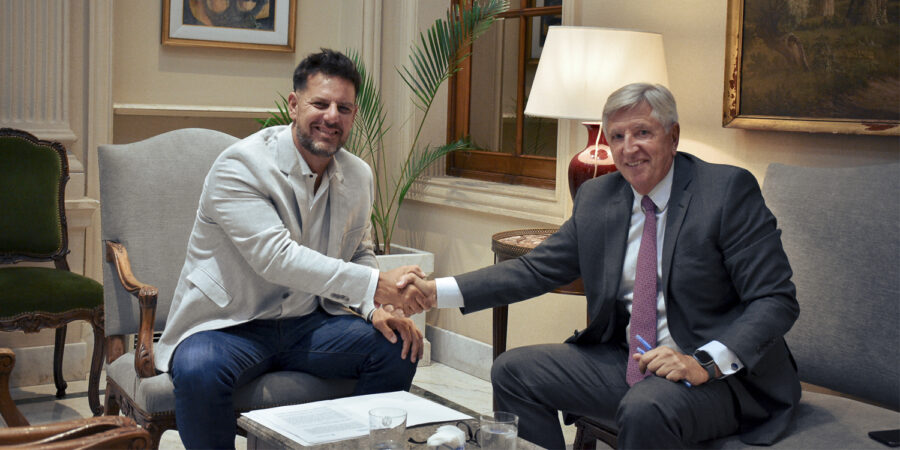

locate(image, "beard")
(295, 124), (344, 158)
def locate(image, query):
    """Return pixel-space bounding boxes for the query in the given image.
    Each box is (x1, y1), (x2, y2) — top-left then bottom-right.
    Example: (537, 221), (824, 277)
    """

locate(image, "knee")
(490, 347), (531, 391)
(171, 337), (230, 392)
(616, 380), (677, 435)
(372, 335), (418, 381)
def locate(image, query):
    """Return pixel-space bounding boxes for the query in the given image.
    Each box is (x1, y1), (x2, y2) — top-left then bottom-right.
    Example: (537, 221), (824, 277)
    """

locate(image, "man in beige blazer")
(157, 49), (429, 449)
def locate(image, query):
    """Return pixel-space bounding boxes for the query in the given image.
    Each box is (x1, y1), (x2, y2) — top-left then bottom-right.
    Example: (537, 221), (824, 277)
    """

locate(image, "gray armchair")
(98, 128), (356, 447)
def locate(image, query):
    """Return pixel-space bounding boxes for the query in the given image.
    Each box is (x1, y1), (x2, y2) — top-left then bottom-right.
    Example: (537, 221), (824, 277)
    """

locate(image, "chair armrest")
(105, 241), (158, 378)
(0, 348), (29, 427)
(0, 415), (151, 448)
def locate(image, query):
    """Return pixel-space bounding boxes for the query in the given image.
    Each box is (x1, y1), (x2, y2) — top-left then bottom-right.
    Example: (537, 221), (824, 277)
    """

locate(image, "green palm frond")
(398, 138), (472, 207)
(256, 93), (292, 128)
(346, 49), (390, 165)
(400, 0), (507, 113)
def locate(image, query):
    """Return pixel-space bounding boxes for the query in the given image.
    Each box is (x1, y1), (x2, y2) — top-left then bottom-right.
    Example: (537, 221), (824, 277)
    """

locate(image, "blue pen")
(635, 334), (692, 387)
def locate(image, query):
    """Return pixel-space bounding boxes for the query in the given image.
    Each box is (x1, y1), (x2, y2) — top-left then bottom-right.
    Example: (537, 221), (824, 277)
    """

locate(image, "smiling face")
(606, 101), (680, 195)
(288, 72), (357, 164)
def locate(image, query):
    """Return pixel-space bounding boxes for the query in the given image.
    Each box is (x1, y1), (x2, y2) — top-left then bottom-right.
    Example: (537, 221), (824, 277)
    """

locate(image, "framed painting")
(528, 0), (562, 61)
(162, 0), (296, 52)
(723, 0), (899, 135)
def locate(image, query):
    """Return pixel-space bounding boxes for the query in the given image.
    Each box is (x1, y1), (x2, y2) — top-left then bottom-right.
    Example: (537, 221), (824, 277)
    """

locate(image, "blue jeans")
(170, 308), (418, 449)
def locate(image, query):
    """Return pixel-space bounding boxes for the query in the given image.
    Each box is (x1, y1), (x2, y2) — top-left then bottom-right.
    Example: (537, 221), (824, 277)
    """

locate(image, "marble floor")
(7, 362), (590, 449)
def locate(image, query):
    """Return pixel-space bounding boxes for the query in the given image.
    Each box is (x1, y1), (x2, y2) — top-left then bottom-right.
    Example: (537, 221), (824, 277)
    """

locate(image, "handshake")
(373, 265), (437, 316)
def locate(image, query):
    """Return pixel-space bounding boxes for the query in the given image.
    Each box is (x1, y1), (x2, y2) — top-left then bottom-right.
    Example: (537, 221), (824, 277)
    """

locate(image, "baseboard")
(425, 326), (493, 381)
(8, 342), (88, 388)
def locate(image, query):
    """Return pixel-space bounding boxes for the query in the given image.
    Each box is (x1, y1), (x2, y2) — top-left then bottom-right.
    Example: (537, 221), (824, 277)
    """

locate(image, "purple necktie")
(626, 195), (658, 386)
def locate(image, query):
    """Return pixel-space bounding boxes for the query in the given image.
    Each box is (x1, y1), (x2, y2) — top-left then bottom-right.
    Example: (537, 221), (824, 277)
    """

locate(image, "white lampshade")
(525, 26), (669, 121)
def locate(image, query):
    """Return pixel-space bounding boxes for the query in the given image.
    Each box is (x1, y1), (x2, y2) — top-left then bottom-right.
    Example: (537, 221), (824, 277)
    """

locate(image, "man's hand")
(633, 346), (716, 385)
(396, 275), (436, 307)
(371, 307), (424, 363)
(374, 265), (429, 316)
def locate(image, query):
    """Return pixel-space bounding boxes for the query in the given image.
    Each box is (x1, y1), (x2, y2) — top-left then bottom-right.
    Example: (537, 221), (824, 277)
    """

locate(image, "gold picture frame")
(162, 0), (296, 52)
(723, 0), (899, 135)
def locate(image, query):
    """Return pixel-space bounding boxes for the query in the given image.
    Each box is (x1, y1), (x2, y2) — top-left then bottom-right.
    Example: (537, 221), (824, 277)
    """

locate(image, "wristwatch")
(693, 349), (718, 381)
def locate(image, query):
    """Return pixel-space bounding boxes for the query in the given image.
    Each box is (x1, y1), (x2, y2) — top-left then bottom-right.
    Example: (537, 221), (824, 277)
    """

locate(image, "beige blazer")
(155, 126), (377, 370)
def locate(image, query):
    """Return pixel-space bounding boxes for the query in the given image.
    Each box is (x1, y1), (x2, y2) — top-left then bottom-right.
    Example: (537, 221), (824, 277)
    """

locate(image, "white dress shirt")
(436, 164), (744, 377)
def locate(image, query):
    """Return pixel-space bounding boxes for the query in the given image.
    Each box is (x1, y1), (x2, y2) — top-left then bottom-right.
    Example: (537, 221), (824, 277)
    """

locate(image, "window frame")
(446, 1), (563, 189)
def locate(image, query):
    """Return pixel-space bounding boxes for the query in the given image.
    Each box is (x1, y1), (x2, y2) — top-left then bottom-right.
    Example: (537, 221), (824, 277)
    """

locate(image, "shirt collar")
(294, 146), (340, 183)
(630, 159), (675, 213)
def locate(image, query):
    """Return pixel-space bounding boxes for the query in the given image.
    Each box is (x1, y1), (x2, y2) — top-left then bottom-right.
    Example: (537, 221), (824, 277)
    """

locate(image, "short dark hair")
(292, 48), (361, 98)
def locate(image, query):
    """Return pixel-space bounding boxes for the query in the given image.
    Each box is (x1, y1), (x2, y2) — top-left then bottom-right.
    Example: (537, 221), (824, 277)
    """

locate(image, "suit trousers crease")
(491, 343), (740, 449)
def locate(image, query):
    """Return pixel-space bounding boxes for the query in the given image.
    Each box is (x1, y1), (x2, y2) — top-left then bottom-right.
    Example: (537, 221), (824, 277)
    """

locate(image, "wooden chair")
(0, 128), (105, 416)
(0, 347), (151, 449)
(98, 128), (358, 447)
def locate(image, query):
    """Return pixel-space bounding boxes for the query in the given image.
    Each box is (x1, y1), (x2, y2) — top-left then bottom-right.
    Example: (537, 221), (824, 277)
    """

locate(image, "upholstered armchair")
(98, 128), (357, 447)
(0, 128), (105, 416)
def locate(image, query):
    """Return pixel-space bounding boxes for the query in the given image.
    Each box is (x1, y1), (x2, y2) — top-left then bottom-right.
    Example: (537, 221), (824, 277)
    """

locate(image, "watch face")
(695, 350), (714, 365)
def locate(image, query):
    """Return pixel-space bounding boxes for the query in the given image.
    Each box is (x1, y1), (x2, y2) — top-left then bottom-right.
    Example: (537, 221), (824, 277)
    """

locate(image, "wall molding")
(113, 103), (274, 118)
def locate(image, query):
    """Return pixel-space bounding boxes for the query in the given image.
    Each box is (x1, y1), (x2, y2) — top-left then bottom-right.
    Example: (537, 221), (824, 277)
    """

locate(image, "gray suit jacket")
(155, 126), (378, 370)
(457, 153), (801, 444)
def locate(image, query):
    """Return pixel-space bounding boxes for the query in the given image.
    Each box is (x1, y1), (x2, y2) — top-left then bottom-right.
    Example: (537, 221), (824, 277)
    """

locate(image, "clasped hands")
(370, 265), (436, 363)
(632, 346), (718, 386)
(373, 265), (436, 317)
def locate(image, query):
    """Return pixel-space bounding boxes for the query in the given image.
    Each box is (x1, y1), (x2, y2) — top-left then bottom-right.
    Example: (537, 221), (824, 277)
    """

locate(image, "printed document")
(241, 390), (472, 445)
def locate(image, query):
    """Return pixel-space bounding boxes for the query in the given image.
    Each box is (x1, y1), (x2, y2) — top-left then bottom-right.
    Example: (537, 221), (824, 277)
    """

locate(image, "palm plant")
(259, 0), (507, 253)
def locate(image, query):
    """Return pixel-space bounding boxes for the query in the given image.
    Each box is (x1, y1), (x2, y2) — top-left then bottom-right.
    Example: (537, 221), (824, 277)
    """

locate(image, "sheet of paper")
(242, 390), (472, 445)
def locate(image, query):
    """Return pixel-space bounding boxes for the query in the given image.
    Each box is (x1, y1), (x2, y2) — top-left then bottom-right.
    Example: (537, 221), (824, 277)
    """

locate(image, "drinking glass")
(478, 411), (518, 450)
(369, 407), (407, 449)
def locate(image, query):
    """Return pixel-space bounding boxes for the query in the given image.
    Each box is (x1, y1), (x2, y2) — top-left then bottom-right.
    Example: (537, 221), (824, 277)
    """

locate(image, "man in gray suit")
(395, 84), (800, 448)
(157, 49), (430, 449)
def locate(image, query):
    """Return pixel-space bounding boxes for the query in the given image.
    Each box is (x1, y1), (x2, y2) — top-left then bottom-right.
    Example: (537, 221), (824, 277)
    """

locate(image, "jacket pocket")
(186, 267), (233, 307)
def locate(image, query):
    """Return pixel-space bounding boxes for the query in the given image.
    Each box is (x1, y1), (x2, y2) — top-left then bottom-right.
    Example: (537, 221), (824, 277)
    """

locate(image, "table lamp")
(524, 26), (668, 198)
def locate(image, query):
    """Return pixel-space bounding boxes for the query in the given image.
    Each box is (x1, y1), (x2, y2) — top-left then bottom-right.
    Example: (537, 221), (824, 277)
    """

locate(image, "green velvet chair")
(0, 128), (105, 416)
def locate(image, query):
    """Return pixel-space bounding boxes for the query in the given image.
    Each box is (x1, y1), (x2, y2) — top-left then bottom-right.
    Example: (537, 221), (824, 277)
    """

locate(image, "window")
(447, 0), (562, 189)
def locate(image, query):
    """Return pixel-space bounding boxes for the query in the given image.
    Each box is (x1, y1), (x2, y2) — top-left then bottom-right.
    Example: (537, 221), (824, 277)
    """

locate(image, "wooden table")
(490, 228), (586, 361)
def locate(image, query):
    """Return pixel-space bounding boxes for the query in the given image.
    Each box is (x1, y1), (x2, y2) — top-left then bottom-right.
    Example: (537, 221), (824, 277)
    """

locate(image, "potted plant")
(258, 0), (507, 256)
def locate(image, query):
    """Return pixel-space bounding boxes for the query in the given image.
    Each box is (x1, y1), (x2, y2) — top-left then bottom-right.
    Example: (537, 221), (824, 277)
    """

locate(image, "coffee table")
(238, 386), (538, 449)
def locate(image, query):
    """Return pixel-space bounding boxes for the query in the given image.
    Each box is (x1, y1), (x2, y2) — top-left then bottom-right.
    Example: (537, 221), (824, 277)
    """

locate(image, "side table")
(490, 229), (585, 361)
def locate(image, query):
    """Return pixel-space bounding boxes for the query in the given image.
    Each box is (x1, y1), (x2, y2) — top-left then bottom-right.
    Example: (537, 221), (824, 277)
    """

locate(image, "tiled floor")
(7, 362), (584, 448)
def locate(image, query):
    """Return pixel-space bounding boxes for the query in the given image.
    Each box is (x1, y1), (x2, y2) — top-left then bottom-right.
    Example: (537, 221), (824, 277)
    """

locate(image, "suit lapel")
(276, 128), (310, 237)
(604, 181), (633, 300)
(587, 180), (632, 328)
(325, 155), (348, 258)
(661, 154), (693, 291)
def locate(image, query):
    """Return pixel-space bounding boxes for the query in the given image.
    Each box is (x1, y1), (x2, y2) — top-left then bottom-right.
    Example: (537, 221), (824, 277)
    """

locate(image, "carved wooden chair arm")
(105, 241), (158, 378)
(0, 415), (151, 449)
(0, 348), (28, 427)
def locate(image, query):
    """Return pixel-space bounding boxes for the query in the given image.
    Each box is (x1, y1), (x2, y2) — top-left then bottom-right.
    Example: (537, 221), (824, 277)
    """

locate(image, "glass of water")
(369, 407), (407, 449)
(478, 411), (518, 450)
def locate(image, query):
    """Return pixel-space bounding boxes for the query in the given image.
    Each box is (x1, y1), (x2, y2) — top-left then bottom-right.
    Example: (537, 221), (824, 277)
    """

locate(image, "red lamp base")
(568, 122), (617, 199)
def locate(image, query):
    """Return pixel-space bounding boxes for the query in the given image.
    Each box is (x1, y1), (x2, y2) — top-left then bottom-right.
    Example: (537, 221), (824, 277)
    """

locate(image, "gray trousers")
(491, 343), (741, 449)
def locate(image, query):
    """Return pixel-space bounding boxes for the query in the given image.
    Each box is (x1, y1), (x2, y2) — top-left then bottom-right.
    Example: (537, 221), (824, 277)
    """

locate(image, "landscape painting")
(724, 0), (899, 135)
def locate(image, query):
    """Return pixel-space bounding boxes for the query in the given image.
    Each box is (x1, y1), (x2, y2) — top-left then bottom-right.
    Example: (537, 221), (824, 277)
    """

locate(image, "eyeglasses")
(407, 420), (481, 447)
